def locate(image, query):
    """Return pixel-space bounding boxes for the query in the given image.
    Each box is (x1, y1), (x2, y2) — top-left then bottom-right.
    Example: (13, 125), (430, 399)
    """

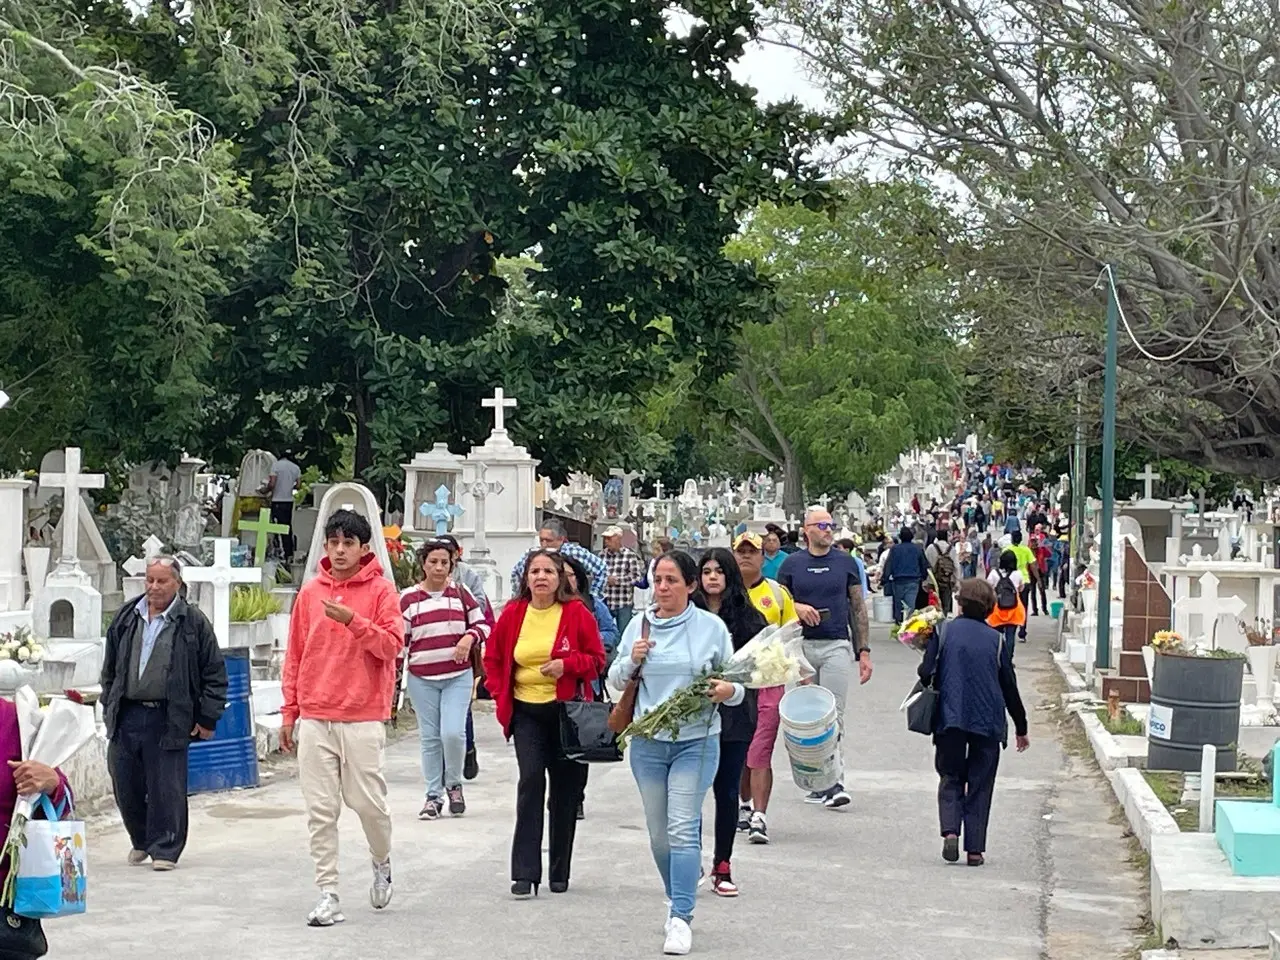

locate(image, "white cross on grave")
(654, 479), (665, 500)
(1133, 463), (1162, 500)
(464, 463), (505, 556)
(183, 537), (261, 648)
(1173, 571), (1246, 650)
(40, 446), (105, 576)
(817, 493), (832, 510)
(481, 387), (518, 435)
(122, 534), (166, 577)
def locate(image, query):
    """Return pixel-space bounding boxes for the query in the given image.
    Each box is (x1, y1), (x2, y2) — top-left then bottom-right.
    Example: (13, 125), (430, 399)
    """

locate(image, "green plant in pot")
(228, 587), (283, 651)
(1148, 628), (1246, 773)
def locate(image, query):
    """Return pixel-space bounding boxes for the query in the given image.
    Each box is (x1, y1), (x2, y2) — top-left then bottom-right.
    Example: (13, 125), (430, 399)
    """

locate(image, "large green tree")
(770, 0), (1280, 478)
(15, 0), (834, 493)
(717, 181), (963, 515)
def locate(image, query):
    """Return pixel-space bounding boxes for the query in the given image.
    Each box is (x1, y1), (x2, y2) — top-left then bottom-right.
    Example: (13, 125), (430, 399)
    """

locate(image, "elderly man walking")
(509, 519), (608, 600)
(598, 525), (641, 635)
(101, 557), (227, 871)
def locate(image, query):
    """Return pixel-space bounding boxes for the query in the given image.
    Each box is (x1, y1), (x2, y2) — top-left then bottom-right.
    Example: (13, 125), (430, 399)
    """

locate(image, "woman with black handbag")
(917, 578), (1030, 867)
(694, 548), (765, 898)
(483, 550), (605, 898)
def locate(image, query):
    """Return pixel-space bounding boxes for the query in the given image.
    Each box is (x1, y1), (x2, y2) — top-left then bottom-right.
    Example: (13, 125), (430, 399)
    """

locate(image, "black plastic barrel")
(1146, 653), (1244, 772)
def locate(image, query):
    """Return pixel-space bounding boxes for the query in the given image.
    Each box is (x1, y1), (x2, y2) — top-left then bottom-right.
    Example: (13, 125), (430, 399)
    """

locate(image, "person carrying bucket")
(777, 507), (873, 810)
(731, 532), (798, 845)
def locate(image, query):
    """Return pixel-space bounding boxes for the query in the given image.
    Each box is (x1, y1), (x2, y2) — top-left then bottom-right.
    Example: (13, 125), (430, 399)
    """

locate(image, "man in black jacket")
(101, 556), (227, 871)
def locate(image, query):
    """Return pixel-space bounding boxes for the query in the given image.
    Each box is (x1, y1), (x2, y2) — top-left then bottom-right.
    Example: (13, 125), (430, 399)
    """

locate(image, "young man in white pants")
(281, 510), (404, 926)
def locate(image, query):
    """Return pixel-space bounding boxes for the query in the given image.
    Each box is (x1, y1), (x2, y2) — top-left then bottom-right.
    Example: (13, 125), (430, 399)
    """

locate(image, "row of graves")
(1057, 464), (1280, 950)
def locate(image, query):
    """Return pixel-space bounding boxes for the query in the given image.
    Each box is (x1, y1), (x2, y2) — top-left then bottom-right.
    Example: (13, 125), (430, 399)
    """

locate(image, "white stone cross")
(610, 468), (644, 516)
(817, 493), (832, 510)
(1133, 463), (1162, 500)
(481, 387), (518, 435)
(464, 463), (504, 556)
(40, 446), (105, 576)
(1173, 571), (1246, 649)
(183, 537), (261, 647)
(654, 479), (665, 500)
(123, 534), (166, 577)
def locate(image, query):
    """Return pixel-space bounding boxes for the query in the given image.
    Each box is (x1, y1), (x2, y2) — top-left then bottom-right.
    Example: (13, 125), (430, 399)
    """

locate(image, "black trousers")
(937, 584), (954, 616)
(935, 728), (1001, 854)
(269, 500), (295, 560)
(1018, 586), (1031, 637)
(511, 700), (587, 885)
(108, 702), (189, 863)
(712, 739), (750, 865)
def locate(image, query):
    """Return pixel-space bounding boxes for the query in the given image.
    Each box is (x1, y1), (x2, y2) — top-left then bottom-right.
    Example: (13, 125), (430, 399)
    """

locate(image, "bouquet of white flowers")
(622, 621), (813, 741)
(0, 627), (43, 665)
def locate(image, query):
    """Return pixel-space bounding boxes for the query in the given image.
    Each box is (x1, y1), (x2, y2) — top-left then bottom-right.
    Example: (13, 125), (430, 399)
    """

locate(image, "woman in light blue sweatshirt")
(608, 550), (743, 957)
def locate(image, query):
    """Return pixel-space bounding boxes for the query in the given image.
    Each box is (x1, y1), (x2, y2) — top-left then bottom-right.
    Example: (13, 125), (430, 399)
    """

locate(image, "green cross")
(238, 507), (291, 565)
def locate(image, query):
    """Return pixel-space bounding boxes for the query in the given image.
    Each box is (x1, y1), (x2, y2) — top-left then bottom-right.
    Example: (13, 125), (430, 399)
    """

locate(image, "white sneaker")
(663, 917), (693, 955)
(370, 857), (393, 910)
(307, 892), (344, 927)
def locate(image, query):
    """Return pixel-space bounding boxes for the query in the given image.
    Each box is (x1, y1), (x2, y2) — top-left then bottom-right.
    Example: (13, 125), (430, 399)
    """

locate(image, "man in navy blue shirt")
(778, 506), (873, 809)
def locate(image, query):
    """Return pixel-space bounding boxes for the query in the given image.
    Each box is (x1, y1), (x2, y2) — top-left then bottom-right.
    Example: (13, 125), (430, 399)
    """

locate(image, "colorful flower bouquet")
(1150, 629), (1185, 653)
(893, 606), (943, 652)
(622, 621), (812, 742)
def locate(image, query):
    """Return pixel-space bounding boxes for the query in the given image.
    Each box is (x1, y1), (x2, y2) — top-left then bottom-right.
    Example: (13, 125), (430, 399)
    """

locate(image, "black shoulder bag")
(560, 679), (624, 764)
(906, 622), (946, 736)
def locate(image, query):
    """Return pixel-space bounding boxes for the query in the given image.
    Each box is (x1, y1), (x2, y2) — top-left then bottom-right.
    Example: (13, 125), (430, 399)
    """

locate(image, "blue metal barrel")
(188, 647), (260, 793)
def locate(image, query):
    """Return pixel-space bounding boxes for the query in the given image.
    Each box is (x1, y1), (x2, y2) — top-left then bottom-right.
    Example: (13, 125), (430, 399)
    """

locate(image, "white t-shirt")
(987, 569), (1025, 590)
(269, 458), (301, 503)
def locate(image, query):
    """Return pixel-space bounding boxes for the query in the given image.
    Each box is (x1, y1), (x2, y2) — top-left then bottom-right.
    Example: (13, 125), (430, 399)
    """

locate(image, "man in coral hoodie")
(281, 509), (403, 927)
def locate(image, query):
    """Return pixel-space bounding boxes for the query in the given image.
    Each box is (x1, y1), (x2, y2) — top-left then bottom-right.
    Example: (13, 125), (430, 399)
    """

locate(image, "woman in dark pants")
(695, 548), (766, 897)
(484, 550), (605, 897)
(918, 578), (1030, 866)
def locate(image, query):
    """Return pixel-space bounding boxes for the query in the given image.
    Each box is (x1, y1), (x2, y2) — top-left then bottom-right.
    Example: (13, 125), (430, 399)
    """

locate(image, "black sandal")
(967, 853), (985, 867)
(942, 836), (960, 863)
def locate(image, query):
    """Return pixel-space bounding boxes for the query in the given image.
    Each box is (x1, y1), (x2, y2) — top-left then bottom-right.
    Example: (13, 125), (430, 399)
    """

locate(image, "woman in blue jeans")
(609, 550), (742, 957)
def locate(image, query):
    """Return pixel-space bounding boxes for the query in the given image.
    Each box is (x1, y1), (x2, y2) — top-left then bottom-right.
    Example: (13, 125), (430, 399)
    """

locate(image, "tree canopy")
(1, 0), (834, 492)
(715, 180), (963, 514)
(771, 0), (1280, 477)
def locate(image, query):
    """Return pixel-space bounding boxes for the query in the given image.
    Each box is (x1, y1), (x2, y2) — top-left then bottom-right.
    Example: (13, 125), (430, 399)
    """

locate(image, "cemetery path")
(59, 617), (1144, 960)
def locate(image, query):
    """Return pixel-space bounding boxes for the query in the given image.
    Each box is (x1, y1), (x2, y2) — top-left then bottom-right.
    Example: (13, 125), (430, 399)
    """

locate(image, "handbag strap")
(36, 792), (70, 821)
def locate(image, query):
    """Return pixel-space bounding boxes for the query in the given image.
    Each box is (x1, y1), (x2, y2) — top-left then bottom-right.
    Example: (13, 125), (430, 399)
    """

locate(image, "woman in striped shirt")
(400, 538), (491, 820)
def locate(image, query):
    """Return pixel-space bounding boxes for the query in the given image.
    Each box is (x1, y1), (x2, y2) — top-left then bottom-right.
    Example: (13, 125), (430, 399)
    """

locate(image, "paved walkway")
(57, 617), (1143, 959)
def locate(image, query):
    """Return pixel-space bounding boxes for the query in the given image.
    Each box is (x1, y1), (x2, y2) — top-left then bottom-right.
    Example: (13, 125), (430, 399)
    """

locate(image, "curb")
(1079, 709), (1147, 771)
(1112, 767), (1180, 853)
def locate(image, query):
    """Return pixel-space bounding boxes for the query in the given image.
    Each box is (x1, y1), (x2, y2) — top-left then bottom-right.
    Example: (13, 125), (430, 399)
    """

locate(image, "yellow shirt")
(747, 579), (797, 626)
(1006, 544), (1037, 582)
(513, 603), (563, 703)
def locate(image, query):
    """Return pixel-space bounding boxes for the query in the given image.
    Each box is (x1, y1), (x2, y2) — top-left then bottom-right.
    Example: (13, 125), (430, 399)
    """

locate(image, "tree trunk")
(783, 454), (805, 522)
(353, 385), (374, 480)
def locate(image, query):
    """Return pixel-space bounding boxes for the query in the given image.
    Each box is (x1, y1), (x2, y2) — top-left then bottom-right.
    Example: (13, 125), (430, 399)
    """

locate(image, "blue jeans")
(405, 670), (473, 798)
(890, 578), (920, 622)
(629, 735), (720, 924)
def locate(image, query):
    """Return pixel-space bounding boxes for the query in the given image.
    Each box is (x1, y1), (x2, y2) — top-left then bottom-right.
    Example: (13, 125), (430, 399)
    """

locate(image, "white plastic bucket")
(779, 686), (841, 793)
(872, 595), (893, 623)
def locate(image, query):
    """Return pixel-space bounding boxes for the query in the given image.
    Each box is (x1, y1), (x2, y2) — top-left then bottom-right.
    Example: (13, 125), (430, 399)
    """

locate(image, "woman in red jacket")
(484, 549), (605, 898)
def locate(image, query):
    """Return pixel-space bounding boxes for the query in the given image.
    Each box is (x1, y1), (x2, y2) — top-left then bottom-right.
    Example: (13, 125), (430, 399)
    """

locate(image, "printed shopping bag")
(14, 796), (86, 919)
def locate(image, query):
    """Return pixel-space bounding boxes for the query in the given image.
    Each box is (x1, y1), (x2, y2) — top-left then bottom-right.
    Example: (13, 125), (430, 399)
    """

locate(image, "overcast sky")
(734, 36), (826, 109)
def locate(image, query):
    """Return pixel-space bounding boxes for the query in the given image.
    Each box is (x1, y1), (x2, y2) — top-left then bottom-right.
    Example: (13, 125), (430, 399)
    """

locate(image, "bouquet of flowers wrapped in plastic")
(622, 621), (812, 742)
(893, 606), (943, 652)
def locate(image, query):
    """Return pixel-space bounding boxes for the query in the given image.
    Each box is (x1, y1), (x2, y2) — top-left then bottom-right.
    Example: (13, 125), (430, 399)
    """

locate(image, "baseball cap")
(603, 525), (624, 538)
(733, 531), (763, 551)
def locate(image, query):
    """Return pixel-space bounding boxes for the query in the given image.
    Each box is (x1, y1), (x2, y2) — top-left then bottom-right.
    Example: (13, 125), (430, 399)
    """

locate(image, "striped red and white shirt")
(400, 582), (491, 680)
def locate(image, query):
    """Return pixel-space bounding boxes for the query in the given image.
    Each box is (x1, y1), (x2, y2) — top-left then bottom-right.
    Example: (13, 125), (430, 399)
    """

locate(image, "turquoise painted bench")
(1216, 744), (1280, 877)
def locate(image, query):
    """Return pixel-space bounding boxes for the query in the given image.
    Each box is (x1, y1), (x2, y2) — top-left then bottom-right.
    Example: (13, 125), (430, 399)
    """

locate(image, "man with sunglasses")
(778, 507), (873, 809)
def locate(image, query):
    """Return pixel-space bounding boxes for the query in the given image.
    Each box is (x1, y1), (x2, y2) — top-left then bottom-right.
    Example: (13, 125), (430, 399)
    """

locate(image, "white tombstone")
(301, 483), (396, 589)
(453, 395), (539, 590)
(401, 444), (466, 535)
(0, 479), (31, 614)
(236, 449), (277, 499)
(185, 538), (262, 648)
(459, 462), (506, 605)
(1173, 571), (1247, 651)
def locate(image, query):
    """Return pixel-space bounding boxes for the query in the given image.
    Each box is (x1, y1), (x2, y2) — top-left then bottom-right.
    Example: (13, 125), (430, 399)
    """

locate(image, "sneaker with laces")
(803, 791), (827, 804)
(824, 785), (851, 809)
(663, 917), (693, 955)
(447, 785), (466, 816)
(711, 861), (738, 898)
(419, 797), (443, 820)
(370, 857), (393, 910)
(736, 803), (752, 832)
(307, 892), (345, 927)
(748, 811), (769, 844)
